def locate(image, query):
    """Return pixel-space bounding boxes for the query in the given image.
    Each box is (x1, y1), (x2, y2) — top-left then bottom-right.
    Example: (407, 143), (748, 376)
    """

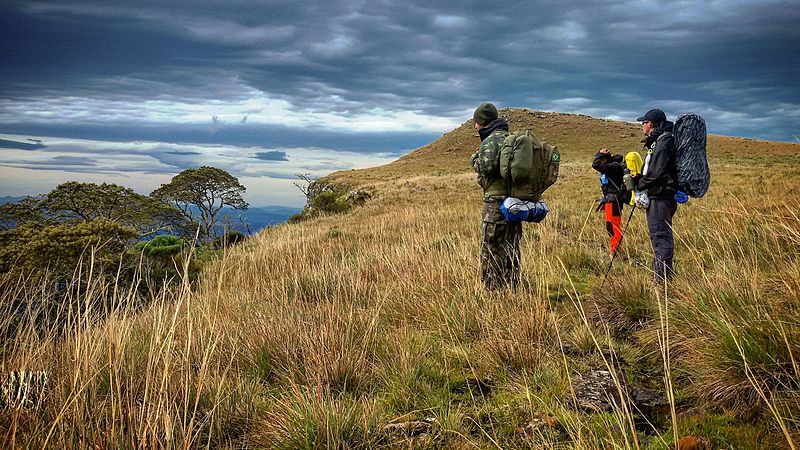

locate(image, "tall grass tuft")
(589, 275), (657, 334)
(251, 385), (381, 449)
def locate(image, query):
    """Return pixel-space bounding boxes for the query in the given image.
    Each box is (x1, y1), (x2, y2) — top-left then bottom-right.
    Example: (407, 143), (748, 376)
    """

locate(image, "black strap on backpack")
(505, 134), (516, 197)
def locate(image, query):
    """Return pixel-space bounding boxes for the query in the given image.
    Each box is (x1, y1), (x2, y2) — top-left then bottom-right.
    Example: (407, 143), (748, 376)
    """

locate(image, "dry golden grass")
(1, 108), (799, 448)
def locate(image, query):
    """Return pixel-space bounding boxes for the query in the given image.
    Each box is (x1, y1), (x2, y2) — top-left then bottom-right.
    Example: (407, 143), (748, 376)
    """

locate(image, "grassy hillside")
(1, 109), (798, 448)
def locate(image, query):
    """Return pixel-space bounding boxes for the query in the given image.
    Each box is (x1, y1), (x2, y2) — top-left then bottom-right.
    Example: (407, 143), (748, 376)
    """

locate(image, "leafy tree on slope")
(151, 166), (248, 241)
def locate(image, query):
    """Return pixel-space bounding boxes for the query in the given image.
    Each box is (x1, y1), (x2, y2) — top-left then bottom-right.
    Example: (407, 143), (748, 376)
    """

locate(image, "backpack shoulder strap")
(504, 132), (516, 196)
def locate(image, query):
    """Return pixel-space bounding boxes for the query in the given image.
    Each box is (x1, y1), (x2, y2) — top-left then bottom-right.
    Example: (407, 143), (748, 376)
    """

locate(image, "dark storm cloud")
(164, 150), (201, 156)
(253, 151), (289, 162)
(0, 123), (438, 155)
(1, 0), (799, 141)
(0, 138), (47, 150)
(149, 147), (204, 170)
(28, 155), (97, 166)
(4, 155), (100, 172)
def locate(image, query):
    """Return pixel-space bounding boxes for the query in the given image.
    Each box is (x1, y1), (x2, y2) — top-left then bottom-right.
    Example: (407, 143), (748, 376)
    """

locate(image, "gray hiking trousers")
(646, 198), (677, 282)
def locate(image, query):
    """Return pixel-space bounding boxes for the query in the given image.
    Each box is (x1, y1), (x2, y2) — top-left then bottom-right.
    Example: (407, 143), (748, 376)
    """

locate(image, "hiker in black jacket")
(592, 148), (628, 254)
(634, 108), (678, 282)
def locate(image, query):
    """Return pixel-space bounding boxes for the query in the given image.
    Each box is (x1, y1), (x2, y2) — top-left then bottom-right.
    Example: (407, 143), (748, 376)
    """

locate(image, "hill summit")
(328, 107), (799, 187)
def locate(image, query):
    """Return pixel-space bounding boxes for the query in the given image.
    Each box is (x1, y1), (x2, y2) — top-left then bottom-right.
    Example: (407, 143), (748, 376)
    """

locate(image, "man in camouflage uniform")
(469, 103), (522, 290)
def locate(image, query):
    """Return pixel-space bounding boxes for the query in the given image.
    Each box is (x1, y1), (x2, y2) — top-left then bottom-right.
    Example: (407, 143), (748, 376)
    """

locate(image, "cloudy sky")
(1, 0), (798, 206)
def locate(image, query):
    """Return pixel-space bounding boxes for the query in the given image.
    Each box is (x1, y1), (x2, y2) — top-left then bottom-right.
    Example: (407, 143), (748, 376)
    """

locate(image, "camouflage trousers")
(480, 200), (523, 290)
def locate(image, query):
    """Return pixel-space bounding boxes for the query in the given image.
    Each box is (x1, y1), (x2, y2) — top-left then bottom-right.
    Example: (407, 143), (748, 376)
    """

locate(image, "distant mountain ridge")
(223, 205), (302, 232)
(0, 194), (300, 232)
(0, 196), (26, 204)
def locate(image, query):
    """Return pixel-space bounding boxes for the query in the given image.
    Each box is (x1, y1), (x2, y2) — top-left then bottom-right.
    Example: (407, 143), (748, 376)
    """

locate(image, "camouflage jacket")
(469, 119), (509, 200)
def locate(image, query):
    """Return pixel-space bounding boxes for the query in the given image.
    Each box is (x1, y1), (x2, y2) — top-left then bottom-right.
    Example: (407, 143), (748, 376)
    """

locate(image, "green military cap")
(473, 102), (498, 126)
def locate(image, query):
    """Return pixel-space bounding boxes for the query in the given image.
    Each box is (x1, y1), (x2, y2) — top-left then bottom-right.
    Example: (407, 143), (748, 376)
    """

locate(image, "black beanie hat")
(473, 102), (498, 126)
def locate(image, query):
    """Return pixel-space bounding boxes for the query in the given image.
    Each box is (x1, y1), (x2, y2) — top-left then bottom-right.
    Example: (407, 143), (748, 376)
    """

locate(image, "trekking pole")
(601, 204), (636, 287)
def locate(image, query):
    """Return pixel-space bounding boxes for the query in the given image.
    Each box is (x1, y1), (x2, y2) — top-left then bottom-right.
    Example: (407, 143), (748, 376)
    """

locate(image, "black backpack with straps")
(673, 114), (710, 197)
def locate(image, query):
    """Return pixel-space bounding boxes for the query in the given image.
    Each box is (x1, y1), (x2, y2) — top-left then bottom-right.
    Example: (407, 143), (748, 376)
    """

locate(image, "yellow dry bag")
(625, 152), (643, 205)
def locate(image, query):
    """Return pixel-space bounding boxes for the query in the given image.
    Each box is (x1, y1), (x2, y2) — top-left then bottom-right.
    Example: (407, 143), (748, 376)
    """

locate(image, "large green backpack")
(499, 130), (560, 201)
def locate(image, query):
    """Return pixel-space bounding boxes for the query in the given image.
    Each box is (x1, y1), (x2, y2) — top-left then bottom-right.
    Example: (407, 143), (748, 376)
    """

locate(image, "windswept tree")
(37, 182), (186, 237)
(151, 166), (248, 241)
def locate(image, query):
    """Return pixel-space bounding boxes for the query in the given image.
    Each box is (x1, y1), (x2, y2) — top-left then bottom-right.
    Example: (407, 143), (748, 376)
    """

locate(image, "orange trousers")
(604, 202), (623, 254)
